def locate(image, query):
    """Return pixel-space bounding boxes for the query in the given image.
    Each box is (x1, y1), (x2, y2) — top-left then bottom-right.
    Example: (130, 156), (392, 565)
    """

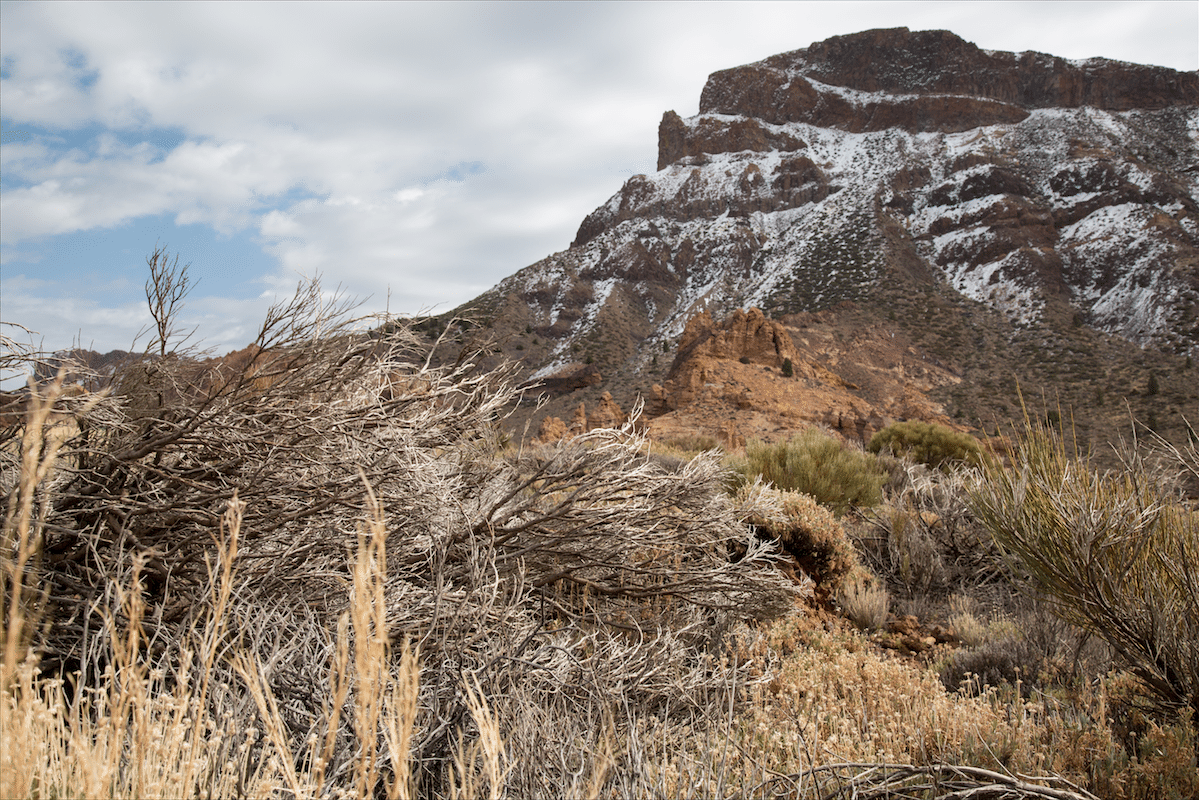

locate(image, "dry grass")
(654, 617), (1194, 799)
(947, 594), (989, 648)
(3, 255), (1196, 799)
(837, 572), (890, 631)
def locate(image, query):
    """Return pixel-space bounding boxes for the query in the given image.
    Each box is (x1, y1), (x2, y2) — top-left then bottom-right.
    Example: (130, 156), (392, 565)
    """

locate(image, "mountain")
(448, 28), (1198, 452)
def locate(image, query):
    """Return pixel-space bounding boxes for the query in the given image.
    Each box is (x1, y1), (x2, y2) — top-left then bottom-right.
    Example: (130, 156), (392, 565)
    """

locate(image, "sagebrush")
(1, 251), (798, 797)
(738, 428), (886, 515)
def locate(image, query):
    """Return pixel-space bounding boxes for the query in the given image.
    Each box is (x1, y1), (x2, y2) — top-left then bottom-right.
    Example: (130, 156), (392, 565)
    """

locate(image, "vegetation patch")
(3, 249), (1196, 799)
(869, 420), (985, 469)
(735, 428), (887, 515)
(969, 414), (1199, 721)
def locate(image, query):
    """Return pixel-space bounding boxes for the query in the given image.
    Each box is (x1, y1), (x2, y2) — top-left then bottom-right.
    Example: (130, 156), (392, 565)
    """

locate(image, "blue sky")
(3, 1), (1197, 379)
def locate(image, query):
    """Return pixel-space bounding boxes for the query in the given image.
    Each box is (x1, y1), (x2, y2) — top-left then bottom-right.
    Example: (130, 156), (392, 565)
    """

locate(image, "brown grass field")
(3, 256), (1196, 798)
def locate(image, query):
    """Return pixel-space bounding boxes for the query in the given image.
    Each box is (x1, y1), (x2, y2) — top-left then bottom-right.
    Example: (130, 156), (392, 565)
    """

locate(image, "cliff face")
(644, 306), (962, 448)
(463, 28), (1199, 442)
(699, 28), (1198, 134)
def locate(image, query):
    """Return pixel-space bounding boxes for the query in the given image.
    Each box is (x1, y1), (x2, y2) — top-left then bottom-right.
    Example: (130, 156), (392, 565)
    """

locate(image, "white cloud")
(1, 1), (1195, 355)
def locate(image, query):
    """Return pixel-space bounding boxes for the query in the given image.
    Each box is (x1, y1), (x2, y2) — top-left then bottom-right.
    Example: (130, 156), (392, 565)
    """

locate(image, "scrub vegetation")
(869, 420), (985, 470)
(3, 251), (1196, 799)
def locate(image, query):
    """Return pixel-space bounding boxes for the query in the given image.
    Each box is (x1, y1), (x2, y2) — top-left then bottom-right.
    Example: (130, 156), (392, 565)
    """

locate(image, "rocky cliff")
(459, 28), (1199, 447)
(698, 28), (1198, 134)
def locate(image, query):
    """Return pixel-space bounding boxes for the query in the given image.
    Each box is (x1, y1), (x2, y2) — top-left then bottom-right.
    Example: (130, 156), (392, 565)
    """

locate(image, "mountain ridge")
(27, 30), (1197, 460)
(453, 28), (1197, 452)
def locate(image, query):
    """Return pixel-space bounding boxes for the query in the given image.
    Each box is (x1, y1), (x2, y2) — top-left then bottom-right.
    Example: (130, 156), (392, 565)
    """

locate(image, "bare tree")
(143, 245), (199, 358)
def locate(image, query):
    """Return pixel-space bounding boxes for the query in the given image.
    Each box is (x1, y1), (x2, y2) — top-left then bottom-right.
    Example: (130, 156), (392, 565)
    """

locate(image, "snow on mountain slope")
(466, 28), (1199, 390)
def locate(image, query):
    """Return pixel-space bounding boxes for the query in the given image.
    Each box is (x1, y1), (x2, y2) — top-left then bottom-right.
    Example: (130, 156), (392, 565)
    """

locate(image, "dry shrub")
(970, 414), (1199, 721)
(856, 461), (1006, 597)
(939, 635), (1045, 698)
(643, 434), (721, 473)
(742, 486), (865, 596)
(9, 255), (1194, 798)
(939, 592), (1117, 714)
(2, 251), (800, 798)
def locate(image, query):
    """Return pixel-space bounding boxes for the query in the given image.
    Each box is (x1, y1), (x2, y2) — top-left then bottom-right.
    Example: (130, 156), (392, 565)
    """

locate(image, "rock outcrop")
(653, 308), (797, 412)
(534, 391), (629, 443)
(466, 27), (1198, 447)
(657, 111), (807, 171)
(646, 306), (962, 447)
(695, 28), (1199, 137)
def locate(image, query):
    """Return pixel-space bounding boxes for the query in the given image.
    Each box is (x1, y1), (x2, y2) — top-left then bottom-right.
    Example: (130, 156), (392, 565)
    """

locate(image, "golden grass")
(3, 376), (1195, 799)
(628, 616), (1194, 799)
(1, 379), (431, 800)
(837, 572), (890, 631)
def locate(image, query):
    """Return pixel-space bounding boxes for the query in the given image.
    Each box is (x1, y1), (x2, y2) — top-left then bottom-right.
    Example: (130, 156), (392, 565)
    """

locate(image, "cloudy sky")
(2, 1), (1197, 372)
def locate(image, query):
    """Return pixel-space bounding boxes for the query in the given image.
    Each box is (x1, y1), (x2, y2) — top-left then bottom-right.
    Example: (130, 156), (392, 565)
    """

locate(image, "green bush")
(969, 417), (1199, 720)
(740, 428), (886, 515)
(869, 421), (983, 470)
(781, 358), (794, 378)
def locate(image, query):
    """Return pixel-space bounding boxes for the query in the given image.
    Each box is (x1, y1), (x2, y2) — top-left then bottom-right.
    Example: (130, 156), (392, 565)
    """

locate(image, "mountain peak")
(461, 29), (1198, 451)
(696, 27), (1198, 136)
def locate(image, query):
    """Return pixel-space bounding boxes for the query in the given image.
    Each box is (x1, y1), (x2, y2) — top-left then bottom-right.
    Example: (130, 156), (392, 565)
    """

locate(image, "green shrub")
(869, 421), (983, 470)
(781, 358), (794, 378)
(741, 428), (886, 515)
(969, 416), (1199, 720)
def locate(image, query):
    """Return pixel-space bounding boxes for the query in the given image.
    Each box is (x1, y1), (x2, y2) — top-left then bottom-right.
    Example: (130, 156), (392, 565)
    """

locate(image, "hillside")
(7, 29), (1199, 798)
(444, 28), (1198, 454)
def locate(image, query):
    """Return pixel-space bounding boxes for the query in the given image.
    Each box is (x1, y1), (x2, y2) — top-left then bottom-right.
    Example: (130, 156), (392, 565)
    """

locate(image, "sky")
(2, 0), (1197, 377)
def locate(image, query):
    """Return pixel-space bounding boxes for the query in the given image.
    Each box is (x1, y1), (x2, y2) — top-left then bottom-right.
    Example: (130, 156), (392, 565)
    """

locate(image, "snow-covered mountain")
(465, 28), (1199, 396)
